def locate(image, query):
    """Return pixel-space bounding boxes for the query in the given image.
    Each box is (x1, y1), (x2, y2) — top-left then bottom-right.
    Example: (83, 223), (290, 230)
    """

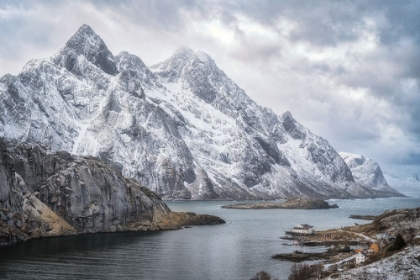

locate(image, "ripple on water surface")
(1, 196), (419, 280)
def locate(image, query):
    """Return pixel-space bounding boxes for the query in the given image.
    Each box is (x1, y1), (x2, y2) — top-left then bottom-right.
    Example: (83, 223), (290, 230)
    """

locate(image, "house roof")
(293, 224), (314, 230)
(301, 224), (313, 227)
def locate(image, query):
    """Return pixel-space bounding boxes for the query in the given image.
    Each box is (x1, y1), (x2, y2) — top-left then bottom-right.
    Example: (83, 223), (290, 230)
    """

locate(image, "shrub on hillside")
(387, 233), (406, 252)
(288, 263), (321, 280)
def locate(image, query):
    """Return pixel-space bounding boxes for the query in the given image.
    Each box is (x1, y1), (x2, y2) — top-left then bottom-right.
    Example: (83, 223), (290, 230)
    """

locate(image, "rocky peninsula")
(348, 214), (377, 220)
(272, 245), (351, 262)
(221, 198), (339, 209)
(273, 207), (420, 279)
(0, 138), (224, 247)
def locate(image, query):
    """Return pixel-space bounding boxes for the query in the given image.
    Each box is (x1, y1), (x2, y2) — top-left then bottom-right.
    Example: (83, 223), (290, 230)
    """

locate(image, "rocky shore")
(273, 243), (353, 262)
(0, 209), (225, 247)
(272, 251), (329, 262)
(221, 198), (339, 209)
(0, 138), (224, 247)
(348, 214), (377, 220)
(273, 207), (420, 278)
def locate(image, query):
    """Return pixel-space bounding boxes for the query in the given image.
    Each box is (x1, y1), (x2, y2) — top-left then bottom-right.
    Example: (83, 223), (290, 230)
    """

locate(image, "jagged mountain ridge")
(0, 24), (396, 199)
(339, 152), (401, 194)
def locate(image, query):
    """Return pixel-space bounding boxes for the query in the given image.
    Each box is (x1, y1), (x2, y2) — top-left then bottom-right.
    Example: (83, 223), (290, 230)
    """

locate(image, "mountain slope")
(339, 152), (401, 195)
(0, 25), (396, 199)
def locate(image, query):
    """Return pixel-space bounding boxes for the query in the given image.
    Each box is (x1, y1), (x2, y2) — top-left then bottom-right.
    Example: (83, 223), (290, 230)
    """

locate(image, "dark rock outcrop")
(52, 24), (118, 76)
(348, 214), (377, 220)
(0, 138), (224, 246)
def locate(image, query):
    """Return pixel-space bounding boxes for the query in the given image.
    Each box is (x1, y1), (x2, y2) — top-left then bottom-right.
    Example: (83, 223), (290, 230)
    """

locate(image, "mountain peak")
(75, 24), (96, 36)
(280, 111), (307, 140)
(174, 46), (194, 56)
(194, 51), (213, 63)
(412, 173), (419, 181)
(281, 111), (298, 126)
(340, 152), (401, 194)
(282, 111), (293, 119)
(150, 46), (196, 81)
(151, 47), (219, 78)
(171, 48), (214, 65)
(339, 152), (366, 164)
(65, 24), (104, 52)
(52, 24), (118, 76)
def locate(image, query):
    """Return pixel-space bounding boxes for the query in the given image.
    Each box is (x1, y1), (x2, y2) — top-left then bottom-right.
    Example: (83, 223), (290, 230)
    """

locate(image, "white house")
(291, 224), (315, 235)
(376, 232), (389, 240)
(355, 252), (368, 265)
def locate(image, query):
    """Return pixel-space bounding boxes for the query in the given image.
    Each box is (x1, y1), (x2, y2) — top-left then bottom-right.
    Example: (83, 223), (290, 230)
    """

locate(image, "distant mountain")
(0, 24), (397, 199)
(384, 173), (420, 194)
(339, 152), (402, 195)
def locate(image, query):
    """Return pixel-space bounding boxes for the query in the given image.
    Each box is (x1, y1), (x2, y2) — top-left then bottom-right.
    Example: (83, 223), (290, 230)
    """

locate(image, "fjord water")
(1, 197), (419, 280)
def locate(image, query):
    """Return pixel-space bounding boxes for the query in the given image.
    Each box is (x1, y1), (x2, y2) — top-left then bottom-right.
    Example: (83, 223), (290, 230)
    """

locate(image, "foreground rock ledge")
(272, 207), (420, 279)
(0, 138), (224, 247)
(0, 209), (225, 247)
(221, 198), (339, 209)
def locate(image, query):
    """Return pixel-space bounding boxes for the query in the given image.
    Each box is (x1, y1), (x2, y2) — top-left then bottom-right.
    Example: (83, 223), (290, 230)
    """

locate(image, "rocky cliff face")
(0, 138), (224, 246)
(339, 152), (401, 195)
(0, 25), (397, 199)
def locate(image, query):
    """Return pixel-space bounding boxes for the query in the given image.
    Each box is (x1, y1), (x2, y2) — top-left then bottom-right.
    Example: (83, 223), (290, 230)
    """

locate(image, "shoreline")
(221, 198), (339, 209)
(272, 206), (420, 278)
(163, 194), (406, 202)
(0, 211), (225, 248)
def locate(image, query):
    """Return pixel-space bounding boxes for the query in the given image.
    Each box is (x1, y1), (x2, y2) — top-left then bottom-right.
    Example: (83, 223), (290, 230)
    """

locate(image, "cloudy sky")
(1, 0), (419, 177)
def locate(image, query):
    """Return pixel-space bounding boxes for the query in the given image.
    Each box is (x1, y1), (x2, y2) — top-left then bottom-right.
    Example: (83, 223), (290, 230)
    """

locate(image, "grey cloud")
(374, 0), (420, 45)
(228, 41), (282, 64)
(220, 0), (420, 48)
(0, 19), (54, 58)
(20, 0), (420, 48)
(87, 0), (209, 32)
(397, 153), (420, 166)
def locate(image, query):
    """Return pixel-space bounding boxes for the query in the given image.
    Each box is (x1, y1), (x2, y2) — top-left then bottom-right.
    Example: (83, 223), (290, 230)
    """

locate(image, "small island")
(221, 198), (339, 209)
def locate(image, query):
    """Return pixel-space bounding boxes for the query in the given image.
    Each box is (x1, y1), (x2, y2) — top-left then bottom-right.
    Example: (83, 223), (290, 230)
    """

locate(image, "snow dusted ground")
(327, 246), (420, 279)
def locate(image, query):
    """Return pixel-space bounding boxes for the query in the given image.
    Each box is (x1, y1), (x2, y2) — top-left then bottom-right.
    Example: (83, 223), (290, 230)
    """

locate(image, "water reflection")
(0, 197), (419, 280)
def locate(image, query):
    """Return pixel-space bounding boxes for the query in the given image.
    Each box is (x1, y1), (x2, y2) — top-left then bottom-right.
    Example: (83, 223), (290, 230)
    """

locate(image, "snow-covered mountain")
(384, 173), (420, 195)
(0, 25), (396, 199)
(339, 152), (401, 194)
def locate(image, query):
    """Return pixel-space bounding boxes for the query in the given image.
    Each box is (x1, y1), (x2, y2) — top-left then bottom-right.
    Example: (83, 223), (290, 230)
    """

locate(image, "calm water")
(1, 196), (419, 280)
